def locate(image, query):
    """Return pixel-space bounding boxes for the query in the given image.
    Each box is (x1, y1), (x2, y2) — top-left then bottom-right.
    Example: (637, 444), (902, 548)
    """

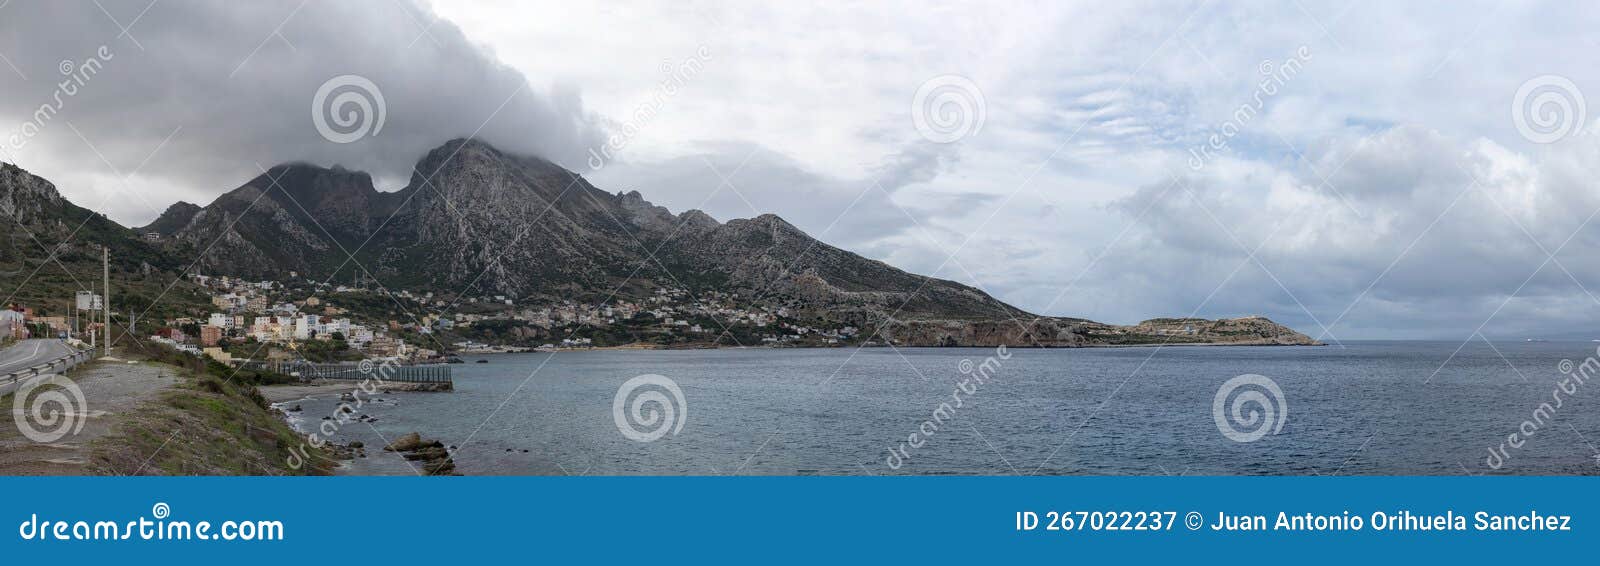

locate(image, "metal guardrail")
(1, 346), (93, 390)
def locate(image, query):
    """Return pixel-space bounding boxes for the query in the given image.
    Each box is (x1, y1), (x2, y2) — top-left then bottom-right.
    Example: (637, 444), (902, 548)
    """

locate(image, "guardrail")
(0, 345), (94, 395)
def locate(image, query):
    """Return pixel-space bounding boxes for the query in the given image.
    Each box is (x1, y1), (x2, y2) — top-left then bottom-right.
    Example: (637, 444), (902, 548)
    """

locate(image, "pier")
(239, 361), (452, 384)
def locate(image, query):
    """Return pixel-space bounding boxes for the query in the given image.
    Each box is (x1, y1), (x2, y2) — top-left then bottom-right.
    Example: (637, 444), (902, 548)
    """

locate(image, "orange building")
(200, 325), (223, 347)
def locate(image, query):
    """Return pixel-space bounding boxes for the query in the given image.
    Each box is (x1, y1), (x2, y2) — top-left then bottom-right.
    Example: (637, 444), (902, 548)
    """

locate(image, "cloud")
(1087, 125), (1600, 339)
(0, 0), (605, 225)
(587, 140), (964, 253)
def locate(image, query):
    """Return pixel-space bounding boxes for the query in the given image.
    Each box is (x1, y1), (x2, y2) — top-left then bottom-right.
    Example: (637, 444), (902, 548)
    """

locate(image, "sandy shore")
(259, 382), (361, 403)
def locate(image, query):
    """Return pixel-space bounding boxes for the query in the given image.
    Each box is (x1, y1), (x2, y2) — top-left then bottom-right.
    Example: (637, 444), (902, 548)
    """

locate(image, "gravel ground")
(0, 360), (178, 475)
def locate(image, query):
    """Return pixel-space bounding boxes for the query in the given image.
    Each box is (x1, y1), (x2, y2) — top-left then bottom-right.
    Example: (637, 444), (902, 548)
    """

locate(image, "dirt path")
(0, 359), (179, 475)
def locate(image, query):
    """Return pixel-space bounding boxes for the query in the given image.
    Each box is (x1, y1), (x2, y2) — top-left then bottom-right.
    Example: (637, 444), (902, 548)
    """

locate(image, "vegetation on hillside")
(87, 343), (333, 475)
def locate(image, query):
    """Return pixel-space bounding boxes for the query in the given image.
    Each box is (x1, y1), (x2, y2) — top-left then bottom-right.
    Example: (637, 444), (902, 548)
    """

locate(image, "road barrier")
(0, 345), (94, 396)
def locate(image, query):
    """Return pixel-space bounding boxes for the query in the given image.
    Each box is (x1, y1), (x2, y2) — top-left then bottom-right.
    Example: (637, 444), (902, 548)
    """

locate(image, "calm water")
(279, 341), (1600, 476)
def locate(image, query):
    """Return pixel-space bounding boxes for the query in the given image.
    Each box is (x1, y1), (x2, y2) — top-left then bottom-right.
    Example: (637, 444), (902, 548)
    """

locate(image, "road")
(0, 339), (75, 376)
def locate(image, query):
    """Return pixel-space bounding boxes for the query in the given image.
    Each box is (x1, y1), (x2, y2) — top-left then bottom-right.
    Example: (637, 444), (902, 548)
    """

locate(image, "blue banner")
(1, 477), (1594, 562)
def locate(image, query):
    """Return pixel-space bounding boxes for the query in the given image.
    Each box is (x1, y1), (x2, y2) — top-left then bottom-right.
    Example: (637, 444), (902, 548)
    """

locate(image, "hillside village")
(123, 272), (864, 364)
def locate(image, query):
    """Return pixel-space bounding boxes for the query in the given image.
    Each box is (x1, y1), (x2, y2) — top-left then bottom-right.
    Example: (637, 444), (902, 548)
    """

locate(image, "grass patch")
(88, 347), (336, 476)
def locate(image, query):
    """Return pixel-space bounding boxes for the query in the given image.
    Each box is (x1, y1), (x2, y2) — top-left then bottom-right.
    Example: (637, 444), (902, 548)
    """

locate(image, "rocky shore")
(263, 382), (461, 476)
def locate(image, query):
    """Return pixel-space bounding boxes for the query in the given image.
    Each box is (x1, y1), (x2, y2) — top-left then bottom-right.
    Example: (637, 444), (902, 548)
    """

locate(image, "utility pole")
(88, 281), (96, 349)
(103, 246), (110, 356)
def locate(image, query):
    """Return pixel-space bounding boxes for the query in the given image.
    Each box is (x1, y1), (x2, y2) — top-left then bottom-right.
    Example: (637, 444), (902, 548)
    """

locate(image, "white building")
(293, 314), (320, 340)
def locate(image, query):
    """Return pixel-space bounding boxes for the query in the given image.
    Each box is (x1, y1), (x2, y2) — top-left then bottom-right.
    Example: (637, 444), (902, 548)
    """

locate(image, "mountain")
(0, 162), (206, 319)
(1, 162), (169, 269)
(141, 201), (201, 236)
(139, 163), (404, 280)
(5, 140), (1318, 347)
(145, 139), (1034, 320)
(0, 161), (178, 273)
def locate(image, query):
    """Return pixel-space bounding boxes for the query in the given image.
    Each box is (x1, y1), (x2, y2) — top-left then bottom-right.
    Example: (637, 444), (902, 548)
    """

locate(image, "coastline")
(261, 382), (359, 404)
(262, 380), (459, 475)
(473, 340), (1326, 353)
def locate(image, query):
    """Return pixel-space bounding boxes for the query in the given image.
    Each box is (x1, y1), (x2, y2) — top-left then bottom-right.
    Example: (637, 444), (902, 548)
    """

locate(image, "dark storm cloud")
(0, 0), (605, 218)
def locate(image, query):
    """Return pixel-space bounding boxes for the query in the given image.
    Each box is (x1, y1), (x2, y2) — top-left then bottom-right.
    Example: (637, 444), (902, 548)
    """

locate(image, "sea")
(276, 340), (1600, 476)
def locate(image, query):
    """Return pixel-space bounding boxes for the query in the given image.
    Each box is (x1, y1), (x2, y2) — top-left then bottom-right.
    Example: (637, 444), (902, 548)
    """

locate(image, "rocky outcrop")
(141, 201), (202, 236)
(0, 162), (171, 271)
(876, 316), (1320, 347)
(878, 318), (1090, 347)
(378, 382), (452, 392)
(0, 162), (71, 224)
(383, 432), (457, 475)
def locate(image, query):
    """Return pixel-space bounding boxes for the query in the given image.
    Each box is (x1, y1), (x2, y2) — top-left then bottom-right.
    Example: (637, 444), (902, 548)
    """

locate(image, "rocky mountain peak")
(0, 163), (105, 242)
(676, 209), (720, 231)
(0, 162), (66, 213)
(0, 161), (163, 269)
(141, 200), (203, 235)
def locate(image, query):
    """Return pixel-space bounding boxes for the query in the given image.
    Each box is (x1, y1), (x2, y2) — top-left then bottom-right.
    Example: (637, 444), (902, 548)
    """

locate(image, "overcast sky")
(3, 0), (1600, 339)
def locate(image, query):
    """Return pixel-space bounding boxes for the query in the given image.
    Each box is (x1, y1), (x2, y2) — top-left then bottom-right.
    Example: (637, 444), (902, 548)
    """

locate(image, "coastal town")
(4, 271), (865, 367)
